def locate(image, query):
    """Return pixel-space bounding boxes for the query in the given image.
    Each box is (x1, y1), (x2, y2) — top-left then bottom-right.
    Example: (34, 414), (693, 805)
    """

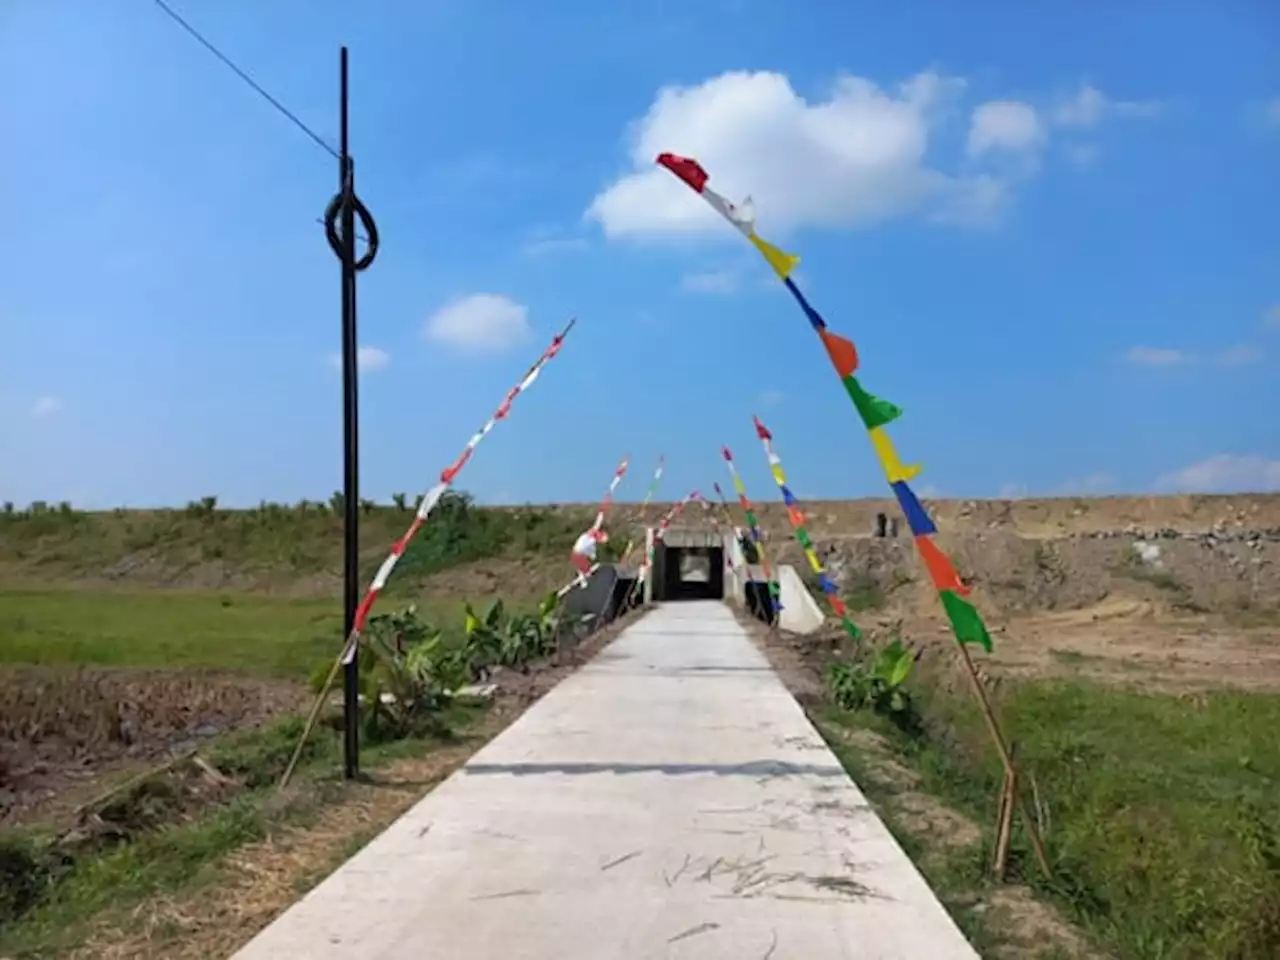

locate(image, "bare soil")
(57, 613), (643, 960)
(0, 667), (307, 825)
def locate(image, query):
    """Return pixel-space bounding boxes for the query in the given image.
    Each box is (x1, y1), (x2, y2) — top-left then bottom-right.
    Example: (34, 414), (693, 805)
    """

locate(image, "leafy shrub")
(826, 639), (919, 732)
(393, 490), (514, 576)
(310, 605), (470, 742)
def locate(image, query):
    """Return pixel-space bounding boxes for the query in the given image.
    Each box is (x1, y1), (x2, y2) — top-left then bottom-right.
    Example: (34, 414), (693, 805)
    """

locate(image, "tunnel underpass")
(649, 528), (725, 602)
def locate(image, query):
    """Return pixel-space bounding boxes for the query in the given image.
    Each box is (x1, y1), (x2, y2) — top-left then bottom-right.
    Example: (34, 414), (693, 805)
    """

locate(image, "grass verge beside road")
(817, 658), (1280, 959)
(0, 702), (494, 958)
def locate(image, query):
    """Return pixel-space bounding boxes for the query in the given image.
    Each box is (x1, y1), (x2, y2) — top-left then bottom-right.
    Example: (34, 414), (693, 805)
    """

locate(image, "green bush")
(826, 639), (919, 732)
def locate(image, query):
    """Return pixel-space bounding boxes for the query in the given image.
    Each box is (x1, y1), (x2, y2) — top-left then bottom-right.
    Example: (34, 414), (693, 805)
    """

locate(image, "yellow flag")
(868, 427), (922, 483)
(805, 548), (824, 574)
(769, 463), (787, 486)
(749, 233), (800, 280)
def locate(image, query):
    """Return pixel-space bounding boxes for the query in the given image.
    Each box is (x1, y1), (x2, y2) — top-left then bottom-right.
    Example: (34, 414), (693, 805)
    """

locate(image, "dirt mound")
(0, 668), (306, 823)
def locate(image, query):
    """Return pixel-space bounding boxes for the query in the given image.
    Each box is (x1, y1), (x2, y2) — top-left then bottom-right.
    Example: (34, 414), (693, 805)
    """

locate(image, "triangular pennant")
(783, 278), (827, 330)
(794, 527), (813, 550)
(820, 330), (859, 378)
(890, 481), (936, 536)
(655, 152), (708, 192)
(703, 187), (755, 235)
(748, 232), (800, 280)
(817, 572), (837, 594)
(780, 485), (798, 506)
(940, 590), (993, 653)
(843, 376), (902, 430)
(915, 535), (970, 595)
(868, 427), (922, 483)
(805, 549), (824, 574)
(840, 616), (862, 641)
(770, 464), (786, 486)
(786, 506), (805, 528)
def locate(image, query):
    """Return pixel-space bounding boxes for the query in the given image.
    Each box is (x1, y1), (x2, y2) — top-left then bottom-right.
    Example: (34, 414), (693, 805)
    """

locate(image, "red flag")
(656, 153), (709, 193)
(753, 416), (772, 440)
(821, 329), (859, 378)
(721, 446), (733, 461)
(915, 535), (971, 596)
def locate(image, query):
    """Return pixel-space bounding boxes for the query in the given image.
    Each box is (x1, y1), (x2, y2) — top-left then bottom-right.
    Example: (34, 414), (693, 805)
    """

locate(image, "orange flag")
(915, 535), (970, 595)
(820, 329), (858, 377)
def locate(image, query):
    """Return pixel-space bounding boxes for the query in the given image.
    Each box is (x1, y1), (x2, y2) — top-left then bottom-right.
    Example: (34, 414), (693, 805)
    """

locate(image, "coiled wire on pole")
(324, 172), (380, 270)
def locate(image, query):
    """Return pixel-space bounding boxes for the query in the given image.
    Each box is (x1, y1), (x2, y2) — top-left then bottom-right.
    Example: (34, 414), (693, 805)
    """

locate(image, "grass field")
(0, 588), (469, 678)
(4, 492), (1280, 957)
(816, 663), (1280, 959)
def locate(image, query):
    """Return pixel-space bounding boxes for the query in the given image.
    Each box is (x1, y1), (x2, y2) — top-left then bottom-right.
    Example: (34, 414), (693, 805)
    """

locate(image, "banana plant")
(825, 638), (916, 724)
(462, 599), (507, 681)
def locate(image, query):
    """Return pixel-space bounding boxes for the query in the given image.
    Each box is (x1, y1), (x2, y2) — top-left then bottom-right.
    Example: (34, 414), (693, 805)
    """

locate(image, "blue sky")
(2, 0), (1278, 509)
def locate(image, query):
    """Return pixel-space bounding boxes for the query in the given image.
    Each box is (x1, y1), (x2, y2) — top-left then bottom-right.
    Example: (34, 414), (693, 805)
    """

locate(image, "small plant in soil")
(826, 639), (919, 732)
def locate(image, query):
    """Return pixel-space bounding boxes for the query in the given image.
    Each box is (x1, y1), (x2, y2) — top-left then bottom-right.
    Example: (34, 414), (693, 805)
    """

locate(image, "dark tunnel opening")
(651, 543), (725, 602)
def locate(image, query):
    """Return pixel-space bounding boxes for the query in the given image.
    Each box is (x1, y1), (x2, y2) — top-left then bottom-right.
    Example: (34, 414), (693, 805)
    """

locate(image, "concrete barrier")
(777, 564), (825, 634)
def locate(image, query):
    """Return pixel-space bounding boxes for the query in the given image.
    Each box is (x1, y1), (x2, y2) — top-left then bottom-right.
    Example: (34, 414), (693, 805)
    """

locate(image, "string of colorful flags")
(708, 482), (740, 535)
(341, 318), (576, 664)
(658, 151), (993, 654)
(689, 490), (733, 572)
(720, 450), (781, 618)
(634, 489), (700, 601)
(753, 416), (860, 641)
(615, 455), (665, 569)
(591, 455), (630, 533)
(559, 455), (661, 599)
(565, 454), (631, 590)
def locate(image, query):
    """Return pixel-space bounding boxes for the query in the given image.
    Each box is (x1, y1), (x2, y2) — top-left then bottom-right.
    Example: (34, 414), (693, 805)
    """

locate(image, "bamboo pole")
(279, 640), (349, 791)
(955, 643), (1051, 877)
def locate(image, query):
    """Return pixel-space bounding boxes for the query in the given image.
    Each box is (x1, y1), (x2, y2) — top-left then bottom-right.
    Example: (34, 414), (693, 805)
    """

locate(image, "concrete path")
(233, 602), (978, 959)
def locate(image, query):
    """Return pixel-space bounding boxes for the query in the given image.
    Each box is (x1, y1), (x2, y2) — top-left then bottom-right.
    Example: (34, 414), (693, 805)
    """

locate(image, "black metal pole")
(338, 46), (360, 781)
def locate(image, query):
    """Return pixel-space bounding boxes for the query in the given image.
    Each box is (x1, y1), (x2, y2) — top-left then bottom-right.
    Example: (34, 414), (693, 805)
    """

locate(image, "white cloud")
(1123, 346), (1193, 366)
(327, 346), (390, 373)
(1053, 84), (1164, 128)
(1264, 305), (1280, 331)
(1217, 344), (1263, 366)
(423, 294), (532, 352)
(587, 70), (1015, 240)
(680, 268), (739, 294)
(1157, 455), (1280, 493)
(31, 396), (63, 418)
(759, 388), (783, 406)
(967, 100), (1045, 157)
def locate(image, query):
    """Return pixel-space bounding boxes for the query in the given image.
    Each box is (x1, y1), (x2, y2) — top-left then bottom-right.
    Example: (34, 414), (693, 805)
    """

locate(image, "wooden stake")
(74, 748), (199, 818)
(992, 743), (1018, 880)
(955, 642), (1052, 878)
(279, 643), (347, 792)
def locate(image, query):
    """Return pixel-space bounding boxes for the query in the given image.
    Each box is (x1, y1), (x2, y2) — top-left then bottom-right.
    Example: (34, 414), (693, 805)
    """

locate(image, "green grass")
(0, 588), (468, 678)
(824, 672), (1280, 959)
(0, 491), (591, 588)
(0, 703), (488, 956)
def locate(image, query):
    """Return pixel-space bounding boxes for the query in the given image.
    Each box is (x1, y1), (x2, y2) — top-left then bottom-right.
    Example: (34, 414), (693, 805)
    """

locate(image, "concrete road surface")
(233, 601), (978, 960)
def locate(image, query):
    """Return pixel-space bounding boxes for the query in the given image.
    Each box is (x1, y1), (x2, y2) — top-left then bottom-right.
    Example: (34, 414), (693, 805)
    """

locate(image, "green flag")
(940, 590), (993, 652)
(795, 527), (813, 550)
(843, 376), (902, 430)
